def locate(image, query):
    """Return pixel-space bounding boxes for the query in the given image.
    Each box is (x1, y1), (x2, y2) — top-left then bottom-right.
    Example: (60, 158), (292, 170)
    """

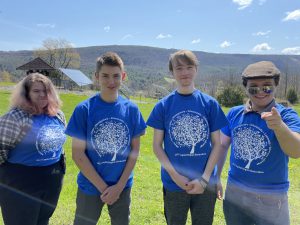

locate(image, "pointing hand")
(261, 107), (284, 131)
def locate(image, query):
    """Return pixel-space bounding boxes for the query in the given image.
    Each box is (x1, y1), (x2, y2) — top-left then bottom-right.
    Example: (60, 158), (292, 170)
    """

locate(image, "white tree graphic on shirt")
(91, 118), (129, 161)
(232, 124), (271, 169)
(36, 124), (66, 158)
(169, 110), (209, 154)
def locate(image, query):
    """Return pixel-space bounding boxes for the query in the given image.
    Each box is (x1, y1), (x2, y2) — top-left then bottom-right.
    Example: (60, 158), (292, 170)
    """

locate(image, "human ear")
(95, 72), (100, 80)
(122, 72), (127, 81)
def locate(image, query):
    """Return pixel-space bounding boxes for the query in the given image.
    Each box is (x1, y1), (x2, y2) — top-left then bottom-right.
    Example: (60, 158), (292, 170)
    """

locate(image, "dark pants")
(0, 158), (65, 225)
(74, 187), (131, 225)
(163, 185), (217, 225)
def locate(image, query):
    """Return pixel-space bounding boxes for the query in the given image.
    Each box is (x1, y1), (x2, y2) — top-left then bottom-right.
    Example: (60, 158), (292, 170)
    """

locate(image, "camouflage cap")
(242, 61), (280, 79)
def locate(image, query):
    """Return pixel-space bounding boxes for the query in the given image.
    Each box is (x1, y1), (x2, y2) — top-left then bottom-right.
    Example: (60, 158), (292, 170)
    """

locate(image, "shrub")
(216, 85), (245, 107)
(286, 88), (298, 104)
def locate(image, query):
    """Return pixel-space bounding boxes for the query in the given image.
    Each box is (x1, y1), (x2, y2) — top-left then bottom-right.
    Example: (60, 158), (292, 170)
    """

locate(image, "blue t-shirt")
(147, 90), (228, 191)
(222, 103), (300, 193)
(65, 94), (146, 195)
(8, 114), (66, 166)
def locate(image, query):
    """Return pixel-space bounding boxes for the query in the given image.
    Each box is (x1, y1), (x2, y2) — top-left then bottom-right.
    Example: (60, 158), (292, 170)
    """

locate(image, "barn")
(16, 57), (92, 90)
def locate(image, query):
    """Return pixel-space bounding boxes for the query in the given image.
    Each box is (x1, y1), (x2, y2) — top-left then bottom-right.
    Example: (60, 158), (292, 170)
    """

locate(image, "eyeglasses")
(247, 86), (274, 95)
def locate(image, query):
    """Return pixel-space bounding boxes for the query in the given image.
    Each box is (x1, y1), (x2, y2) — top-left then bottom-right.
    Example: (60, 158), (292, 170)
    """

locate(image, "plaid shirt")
(0, 108), (66, 165)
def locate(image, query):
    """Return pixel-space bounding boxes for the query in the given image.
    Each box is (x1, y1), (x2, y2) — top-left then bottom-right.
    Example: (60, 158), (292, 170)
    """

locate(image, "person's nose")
(180, 68), (189, 75)
(108, 77), (115, 85)
(40, 91), (46, 97)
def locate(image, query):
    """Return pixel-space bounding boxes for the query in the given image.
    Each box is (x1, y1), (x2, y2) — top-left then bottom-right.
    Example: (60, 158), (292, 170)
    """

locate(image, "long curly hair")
(10, 73), (62, 116)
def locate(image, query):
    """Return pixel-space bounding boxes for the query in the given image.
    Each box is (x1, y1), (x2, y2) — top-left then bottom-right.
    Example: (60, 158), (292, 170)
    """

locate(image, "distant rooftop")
(16, 57), (55, 70)
(58, 68), (92, 86)
(16, 57), (92, 87)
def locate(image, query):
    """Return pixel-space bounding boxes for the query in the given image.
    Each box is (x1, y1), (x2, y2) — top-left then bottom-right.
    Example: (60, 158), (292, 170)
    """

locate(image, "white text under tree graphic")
(91, 118), (129, 161)
(170, 111), (209, 154)
(233, 124), (271, 169)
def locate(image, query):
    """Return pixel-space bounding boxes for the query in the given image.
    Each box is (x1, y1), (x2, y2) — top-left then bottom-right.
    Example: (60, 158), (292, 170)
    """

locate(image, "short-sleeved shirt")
(147, 90), (228, 191)
(65, 94), (146, 195)
(222, 103), (300, 193)
(8, 114), (66, 166)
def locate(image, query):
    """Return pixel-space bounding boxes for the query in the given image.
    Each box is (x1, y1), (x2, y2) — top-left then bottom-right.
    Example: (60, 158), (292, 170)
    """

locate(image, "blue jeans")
(223, 183), (290, 225)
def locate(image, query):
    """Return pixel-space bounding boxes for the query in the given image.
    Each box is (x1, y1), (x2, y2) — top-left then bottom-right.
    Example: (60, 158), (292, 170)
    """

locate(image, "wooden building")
(16, 57), (92, 89)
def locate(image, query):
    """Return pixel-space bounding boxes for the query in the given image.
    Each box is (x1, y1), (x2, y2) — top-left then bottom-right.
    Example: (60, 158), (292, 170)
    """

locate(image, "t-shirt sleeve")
(146, 102), (164, 130)
(132, 107), (147, 138)
(221, 109), (232, 137)
(281, 107), (300, 133)
(208, 99), (229, 133)
(0, 110), (23, 164)
(65, 103), (88, 140)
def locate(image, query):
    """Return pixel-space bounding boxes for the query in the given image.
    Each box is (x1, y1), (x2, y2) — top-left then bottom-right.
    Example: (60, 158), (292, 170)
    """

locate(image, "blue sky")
(1, 0), (299, 54)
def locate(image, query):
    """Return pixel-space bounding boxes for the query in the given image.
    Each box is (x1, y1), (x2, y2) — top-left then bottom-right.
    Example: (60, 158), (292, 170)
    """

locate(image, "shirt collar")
(244, 99), (276, 114)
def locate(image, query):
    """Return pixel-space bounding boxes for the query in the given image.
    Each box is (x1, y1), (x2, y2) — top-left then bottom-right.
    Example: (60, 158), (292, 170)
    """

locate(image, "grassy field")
(0, 90), (300, 225)
(0, 82), (16, 87)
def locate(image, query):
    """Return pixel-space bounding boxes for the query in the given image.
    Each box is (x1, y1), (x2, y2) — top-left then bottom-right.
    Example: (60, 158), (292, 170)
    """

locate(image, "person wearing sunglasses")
(217, 61), (300, 225)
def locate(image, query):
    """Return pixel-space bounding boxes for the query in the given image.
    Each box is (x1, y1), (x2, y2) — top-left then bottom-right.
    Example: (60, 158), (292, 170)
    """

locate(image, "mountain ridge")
(1, 45), (300, 93)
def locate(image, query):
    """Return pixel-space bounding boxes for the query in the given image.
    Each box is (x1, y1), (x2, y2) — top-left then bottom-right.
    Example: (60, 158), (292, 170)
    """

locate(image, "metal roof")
(58, 68), (92, 86)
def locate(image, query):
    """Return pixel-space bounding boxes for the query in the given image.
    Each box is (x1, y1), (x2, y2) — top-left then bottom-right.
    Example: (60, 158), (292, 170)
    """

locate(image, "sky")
(0, 0), (300, 54)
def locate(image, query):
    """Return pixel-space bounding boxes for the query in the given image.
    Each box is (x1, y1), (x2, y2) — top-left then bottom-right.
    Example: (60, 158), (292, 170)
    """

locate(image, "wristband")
(199, 180), (207, 190)
(199, 176), (209, 185)
(197, 176), (209, 190)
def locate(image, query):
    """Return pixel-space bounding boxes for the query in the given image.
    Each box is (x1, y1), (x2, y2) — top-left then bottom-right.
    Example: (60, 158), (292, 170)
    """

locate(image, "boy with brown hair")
(66, 52), (146, 225)
(147, 49), (228, 225)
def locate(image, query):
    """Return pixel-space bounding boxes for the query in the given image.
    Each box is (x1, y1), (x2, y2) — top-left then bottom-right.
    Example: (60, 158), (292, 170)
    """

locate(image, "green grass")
(0, 90), (300, 224)
(0, 82), (16, 86)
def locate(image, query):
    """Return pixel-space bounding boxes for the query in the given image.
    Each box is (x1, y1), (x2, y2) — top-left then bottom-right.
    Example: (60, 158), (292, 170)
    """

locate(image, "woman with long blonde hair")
(0, 73), (66, 225)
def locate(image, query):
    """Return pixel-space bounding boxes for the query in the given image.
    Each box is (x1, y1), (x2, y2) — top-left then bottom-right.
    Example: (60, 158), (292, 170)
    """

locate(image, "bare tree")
(281, 60), (290, 98)
(0, 71), (12, 82)
(34, 38), (80, 69)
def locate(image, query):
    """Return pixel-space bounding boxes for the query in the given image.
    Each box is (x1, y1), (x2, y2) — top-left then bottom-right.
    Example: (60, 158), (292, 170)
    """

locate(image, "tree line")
(0, 38), (300, 105)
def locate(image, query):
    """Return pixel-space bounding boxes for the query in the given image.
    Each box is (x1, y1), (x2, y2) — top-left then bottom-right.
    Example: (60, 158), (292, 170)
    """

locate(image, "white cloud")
(252, 43), (272, 52)
(220, 41), (232, 48)
(258, 0), (266, 5)
(232, 0), (252, 10)
(283, 9), (300, 21)
(104, 26), (110, 32)
(252, 30), (271, 36)
(37, 23), (55, 28)
(121, 34), (133, 40)
(156, 33), (172, 39)
(191, 38), (201, 44)
(282, 47), (300, 55)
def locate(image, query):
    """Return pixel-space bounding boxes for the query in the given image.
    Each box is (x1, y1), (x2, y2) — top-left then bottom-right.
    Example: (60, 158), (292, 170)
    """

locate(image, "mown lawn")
(0, 90), (300, 225)
(0, 82), (16, 87)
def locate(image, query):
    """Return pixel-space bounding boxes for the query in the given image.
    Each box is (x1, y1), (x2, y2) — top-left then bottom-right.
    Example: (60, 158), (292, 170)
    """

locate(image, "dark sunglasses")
(247, 86), (274, 95)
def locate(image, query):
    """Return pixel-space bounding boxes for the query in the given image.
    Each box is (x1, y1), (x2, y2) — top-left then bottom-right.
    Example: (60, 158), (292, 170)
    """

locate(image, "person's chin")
(39, 104), (48, 109)
(180, 81), (192, 87)
(254, 98), (272, 107)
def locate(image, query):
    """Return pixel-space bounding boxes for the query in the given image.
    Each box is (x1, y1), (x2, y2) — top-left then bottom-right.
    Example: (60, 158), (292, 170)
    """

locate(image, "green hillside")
(1, 45), (300, 94)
